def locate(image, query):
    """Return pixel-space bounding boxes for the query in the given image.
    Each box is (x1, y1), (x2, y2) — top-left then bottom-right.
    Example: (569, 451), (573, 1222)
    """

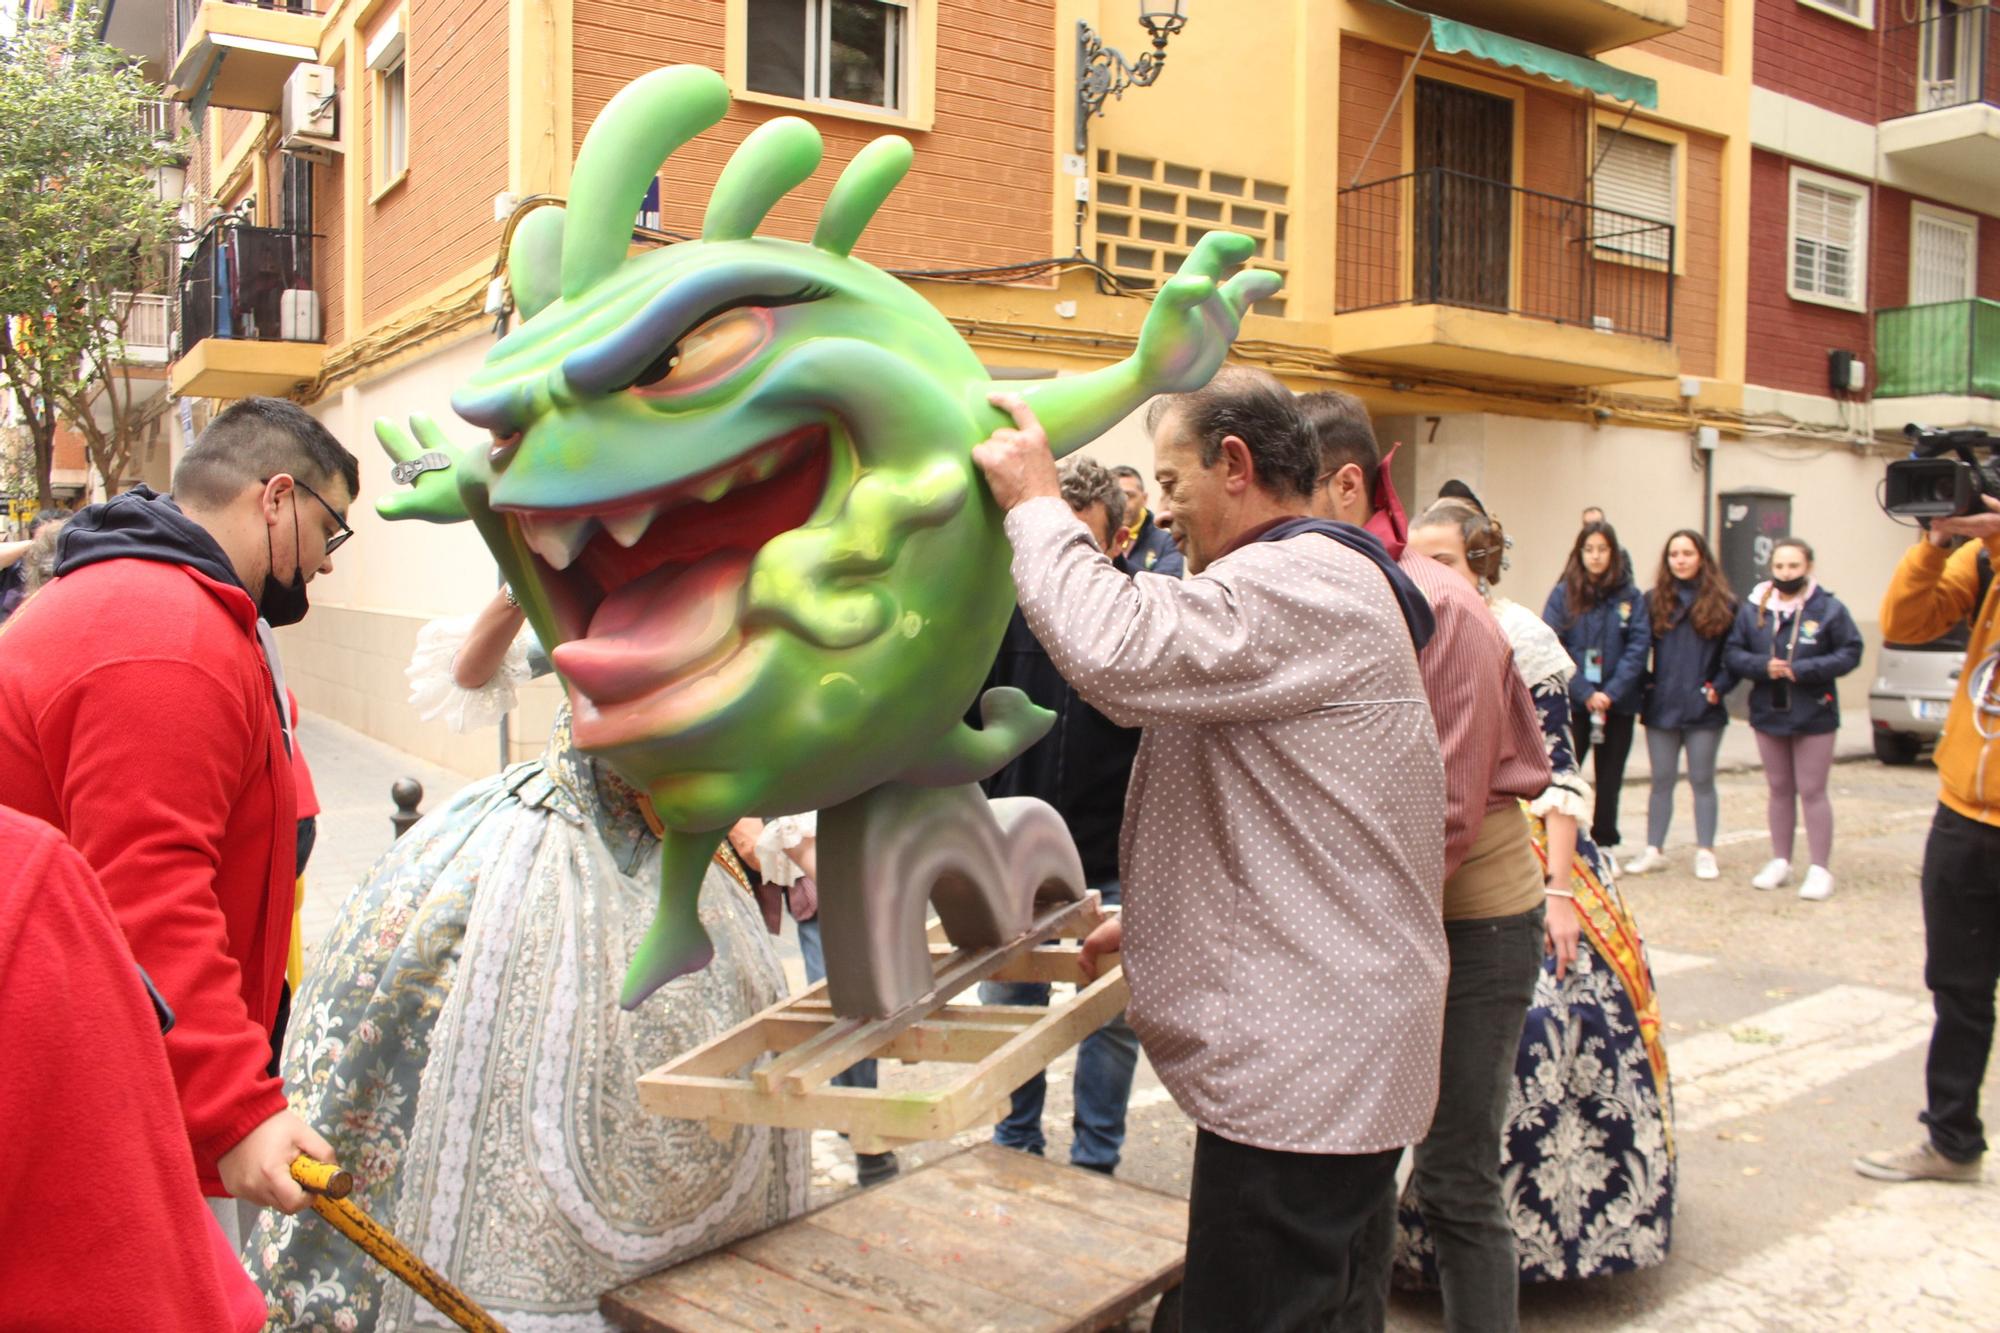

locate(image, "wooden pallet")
(636, 894), (1125, 1154)
(601, 1143), (1187, 1333)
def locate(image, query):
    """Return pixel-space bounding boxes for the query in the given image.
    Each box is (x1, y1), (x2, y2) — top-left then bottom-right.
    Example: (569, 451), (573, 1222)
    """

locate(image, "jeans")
(1754, 729), (1837, 867)
(1343, 906), (1545, 1333)
(1919, 805), (2000, 1163)
(794, 915), (877, 1091)
(1644, 724), (1723, 849)
(1571, 706), (1635, 848)
(1184, 1127), (1401, 1333)
(978, 880), (1140, 1172)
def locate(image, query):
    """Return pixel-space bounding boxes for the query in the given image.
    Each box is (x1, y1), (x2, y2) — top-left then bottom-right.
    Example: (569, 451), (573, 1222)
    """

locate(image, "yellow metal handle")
(288, 1155), (508, 1333)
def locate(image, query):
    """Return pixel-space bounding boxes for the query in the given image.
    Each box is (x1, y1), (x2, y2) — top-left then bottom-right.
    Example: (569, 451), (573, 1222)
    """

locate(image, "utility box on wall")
(1718, 487), (1794, 596)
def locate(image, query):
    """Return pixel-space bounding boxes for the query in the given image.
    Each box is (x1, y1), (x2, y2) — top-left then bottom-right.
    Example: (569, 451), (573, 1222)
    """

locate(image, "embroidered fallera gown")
(1396, 597), (1677, 1284)
(250, 620), (806, 1331)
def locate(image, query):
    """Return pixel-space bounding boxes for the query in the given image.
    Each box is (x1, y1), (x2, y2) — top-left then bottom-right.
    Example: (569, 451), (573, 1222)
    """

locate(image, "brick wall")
(359, 0), (510, 324)
(1336, 36), (1406, 311)
(316, 141), (345, 346)
(1678, 130), (1724, 378)
(1753, 0), (1879, 123)
(572, 0), (1055, 270)
(1637, 0), (1726, 72)
(1746, 147), (1869, 395)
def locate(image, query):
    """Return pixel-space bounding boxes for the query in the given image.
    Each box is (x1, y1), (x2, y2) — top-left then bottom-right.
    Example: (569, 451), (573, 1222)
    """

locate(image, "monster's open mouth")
(500, 424), (830, 706)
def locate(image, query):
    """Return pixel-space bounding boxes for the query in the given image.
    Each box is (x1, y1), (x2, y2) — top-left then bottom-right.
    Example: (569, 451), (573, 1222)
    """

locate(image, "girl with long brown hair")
(1625, 530), (1737, 880)
(1542, 521), (1649, 860)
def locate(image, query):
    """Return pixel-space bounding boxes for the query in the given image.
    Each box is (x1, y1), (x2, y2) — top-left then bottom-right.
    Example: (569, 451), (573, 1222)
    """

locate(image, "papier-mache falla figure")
(253, 64), (1277, 1329)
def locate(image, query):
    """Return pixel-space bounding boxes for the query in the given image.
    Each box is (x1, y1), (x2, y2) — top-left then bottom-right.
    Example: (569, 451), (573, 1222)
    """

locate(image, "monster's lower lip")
(499, 424), (829, 711)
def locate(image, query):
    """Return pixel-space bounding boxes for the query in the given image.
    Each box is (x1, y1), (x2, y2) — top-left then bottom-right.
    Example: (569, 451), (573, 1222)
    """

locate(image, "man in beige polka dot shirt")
(976, 369), (1449, 1331)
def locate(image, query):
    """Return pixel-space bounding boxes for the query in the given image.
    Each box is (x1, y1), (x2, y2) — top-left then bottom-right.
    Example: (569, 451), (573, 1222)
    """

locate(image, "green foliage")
(0, 2), (186, 505)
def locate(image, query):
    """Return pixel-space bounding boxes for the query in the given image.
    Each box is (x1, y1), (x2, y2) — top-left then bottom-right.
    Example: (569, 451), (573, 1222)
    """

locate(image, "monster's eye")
(629, 307), (773, 399)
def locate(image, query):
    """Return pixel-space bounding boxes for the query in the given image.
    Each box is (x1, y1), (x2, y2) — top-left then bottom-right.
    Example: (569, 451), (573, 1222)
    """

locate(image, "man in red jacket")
(0, 396), (355, 1231)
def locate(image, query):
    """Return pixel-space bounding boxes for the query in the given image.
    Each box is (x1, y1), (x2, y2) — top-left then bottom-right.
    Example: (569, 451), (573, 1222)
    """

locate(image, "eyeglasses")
(264, 476), (353, 555)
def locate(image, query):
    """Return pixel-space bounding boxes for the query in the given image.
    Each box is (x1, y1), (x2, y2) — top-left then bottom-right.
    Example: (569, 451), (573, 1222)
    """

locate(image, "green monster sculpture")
(377, 65), (1281, 1013)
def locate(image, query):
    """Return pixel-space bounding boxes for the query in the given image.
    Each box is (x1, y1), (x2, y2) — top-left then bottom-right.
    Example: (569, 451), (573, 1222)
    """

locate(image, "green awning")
(1379, 2), (1659, 109)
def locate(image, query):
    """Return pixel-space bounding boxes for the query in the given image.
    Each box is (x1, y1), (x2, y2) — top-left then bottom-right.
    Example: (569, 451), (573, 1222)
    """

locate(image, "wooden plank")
(605, 1251), (930, 1333)
(733, 1222), (1053, 1333)
(934, 969), (1131, 1130)
(938, 1147), (1190, 1244)
(603, 1279), (760, 1333)
(809, 1189), (1101, 1321)
(974, 945), (1123, 986)
(883, 1166), (1184, 1282)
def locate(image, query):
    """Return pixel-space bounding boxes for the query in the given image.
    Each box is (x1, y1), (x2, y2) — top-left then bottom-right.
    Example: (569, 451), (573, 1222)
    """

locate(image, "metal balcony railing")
(137, 98), (175, 141)
(1876, 300), (2000, 399)
(178, 222), (321, 349)
(1336, 168), (1676, 343)
(114, 293), (173, 357)
(1884, 4), (2000, 118)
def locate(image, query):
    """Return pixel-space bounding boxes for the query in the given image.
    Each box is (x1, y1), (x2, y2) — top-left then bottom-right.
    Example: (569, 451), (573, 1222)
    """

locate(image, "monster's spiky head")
(450, 66), (1014, 831)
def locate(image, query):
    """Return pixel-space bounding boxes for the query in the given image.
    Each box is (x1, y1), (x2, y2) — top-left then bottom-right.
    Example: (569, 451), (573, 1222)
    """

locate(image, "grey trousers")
(1339, 906), (1546, 1333)
(1645, 724), (1724, 849)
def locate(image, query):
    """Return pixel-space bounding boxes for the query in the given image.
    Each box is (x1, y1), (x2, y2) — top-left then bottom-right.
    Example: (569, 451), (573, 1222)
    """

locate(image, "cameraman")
(1855, 496), (2000, 1184)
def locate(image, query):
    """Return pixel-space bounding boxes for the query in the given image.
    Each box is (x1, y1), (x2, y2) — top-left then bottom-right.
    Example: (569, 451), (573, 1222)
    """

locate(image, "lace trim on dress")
(407, 616), (538, 734)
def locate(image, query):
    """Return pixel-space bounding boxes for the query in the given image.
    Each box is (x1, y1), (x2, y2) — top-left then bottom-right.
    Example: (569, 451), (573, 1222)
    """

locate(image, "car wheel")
(1873, 730), (1924, 766)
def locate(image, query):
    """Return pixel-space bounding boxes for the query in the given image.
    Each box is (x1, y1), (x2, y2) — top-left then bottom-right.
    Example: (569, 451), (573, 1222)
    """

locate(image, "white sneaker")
(1694, 849), (1720, 880)
(1624, 847), (1668, 875)
(1799, 866), (1835, 901)
(1751, 858), (1791, 890)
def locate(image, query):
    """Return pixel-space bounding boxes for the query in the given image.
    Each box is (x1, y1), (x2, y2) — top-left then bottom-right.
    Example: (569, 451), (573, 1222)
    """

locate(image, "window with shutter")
(1593, 133), (1674, 264)
(1788, 171), (1867, 309)
(1912, 206), (1977, 305)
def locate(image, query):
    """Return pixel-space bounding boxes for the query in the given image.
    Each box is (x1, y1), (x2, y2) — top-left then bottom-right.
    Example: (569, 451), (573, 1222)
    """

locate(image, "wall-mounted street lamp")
(1075, 3), (1190, 155)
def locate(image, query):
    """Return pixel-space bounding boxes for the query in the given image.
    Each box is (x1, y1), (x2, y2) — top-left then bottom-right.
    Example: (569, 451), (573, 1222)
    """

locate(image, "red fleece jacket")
(0, 557), (295, 1194)
(0, 809), (264, 1332)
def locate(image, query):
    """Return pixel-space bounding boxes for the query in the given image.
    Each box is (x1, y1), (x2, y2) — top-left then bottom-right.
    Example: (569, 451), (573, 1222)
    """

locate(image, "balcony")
(169, 0), (322, 114)
(1880, 5), (2000, 190)
(170, 223), (324, 399)
(1874, 300), (2000, 431)
(113, 293), (173, 366)
(1403, 0), (1686, 55)
(1334, 169), (1681, 387)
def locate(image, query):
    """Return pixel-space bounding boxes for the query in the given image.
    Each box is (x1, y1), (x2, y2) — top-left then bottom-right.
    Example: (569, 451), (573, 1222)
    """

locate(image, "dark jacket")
(0, 487), (295, 1193)
(1542, 578), (1650, 714)
(1120, 509), (1184, 578)
(1642, 582), (1736, 731)
(980, 607), (1139, 885)
(1722, 583), (1864, 736)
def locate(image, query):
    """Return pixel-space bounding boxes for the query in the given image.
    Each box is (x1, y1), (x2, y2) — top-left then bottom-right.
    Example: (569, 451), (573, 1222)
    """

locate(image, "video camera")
(1885, 424), (2000, 521)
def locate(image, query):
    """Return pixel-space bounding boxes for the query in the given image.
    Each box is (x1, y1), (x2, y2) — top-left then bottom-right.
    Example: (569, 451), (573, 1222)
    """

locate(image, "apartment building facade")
(107, 0), (1944, 768)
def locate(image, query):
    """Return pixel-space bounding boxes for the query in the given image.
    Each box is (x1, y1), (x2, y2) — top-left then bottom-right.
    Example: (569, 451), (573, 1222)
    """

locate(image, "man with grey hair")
(979, 454), (1144, 1174)
(974, 366), (1448, 1329)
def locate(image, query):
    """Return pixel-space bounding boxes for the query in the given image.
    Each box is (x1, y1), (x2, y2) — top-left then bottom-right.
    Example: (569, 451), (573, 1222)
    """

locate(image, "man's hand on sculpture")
(1079, 915), (1123, 982)
(217, 1109), (337, 1213)
(974, 394), (1063, 513)
(1132, 231), (1284, 394)
(374, 414), (471, 524)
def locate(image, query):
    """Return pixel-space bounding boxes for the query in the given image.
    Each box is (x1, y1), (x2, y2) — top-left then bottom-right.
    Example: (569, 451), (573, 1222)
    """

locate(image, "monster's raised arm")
(374, 415), (472, 523)
(968, 231), (1284, 460)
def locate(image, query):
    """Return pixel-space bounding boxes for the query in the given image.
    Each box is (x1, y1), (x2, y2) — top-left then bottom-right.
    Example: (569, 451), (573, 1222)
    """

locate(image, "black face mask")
(1772, 574), (1809, 597)
(259, 498), (311, 627)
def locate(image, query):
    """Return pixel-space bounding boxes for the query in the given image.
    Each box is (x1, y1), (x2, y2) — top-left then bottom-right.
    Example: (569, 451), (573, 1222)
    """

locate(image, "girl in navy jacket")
(1722, 537), (1863, 902)
(1543, 521), (1650, 855)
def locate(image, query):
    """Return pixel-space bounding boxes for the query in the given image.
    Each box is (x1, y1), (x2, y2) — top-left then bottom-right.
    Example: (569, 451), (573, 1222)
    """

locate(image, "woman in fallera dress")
(1403, 496), (1676, 1283)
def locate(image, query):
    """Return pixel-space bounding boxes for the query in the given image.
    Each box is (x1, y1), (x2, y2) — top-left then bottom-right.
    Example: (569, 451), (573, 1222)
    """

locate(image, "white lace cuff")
(755, 813), (818, 887)
(406, 615), (536, 734)
(1528, 778), (1594, 824)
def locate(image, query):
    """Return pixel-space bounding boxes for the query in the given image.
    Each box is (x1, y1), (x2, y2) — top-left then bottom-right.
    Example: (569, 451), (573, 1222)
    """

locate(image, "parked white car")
(1869, 624), (1965, 765)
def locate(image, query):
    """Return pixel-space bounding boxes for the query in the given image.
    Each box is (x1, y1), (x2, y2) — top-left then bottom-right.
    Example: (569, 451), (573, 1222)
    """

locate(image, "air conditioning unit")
(281, 289), (322, 343)
(280, 65), (340, 163)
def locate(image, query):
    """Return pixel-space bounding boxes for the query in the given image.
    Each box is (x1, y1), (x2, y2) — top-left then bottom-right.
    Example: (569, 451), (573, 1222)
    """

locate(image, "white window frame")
(1910, 201), (1979, 305)
(1788, 166), (1869, 312)
(1797, 0), (1873, 29)
(749, 0), (909, 117)
(367, 12), (409, 194)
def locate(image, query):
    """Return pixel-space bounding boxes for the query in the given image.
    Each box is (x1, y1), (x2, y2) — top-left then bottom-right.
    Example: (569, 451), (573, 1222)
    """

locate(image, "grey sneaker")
(1853, 1140), (1984, 1183)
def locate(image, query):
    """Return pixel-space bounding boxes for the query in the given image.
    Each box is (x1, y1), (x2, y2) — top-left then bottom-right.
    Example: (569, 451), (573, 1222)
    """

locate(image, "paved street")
(298, 714), (1998, 1329)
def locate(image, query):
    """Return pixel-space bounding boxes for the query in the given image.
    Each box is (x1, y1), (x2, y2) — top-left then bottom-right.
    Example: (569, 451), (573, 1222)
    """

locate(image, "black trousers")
(1920, 804), (2000, 1162)
(1183, 1127), (1401, 1332)
(1570, 706), (1636, 849)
